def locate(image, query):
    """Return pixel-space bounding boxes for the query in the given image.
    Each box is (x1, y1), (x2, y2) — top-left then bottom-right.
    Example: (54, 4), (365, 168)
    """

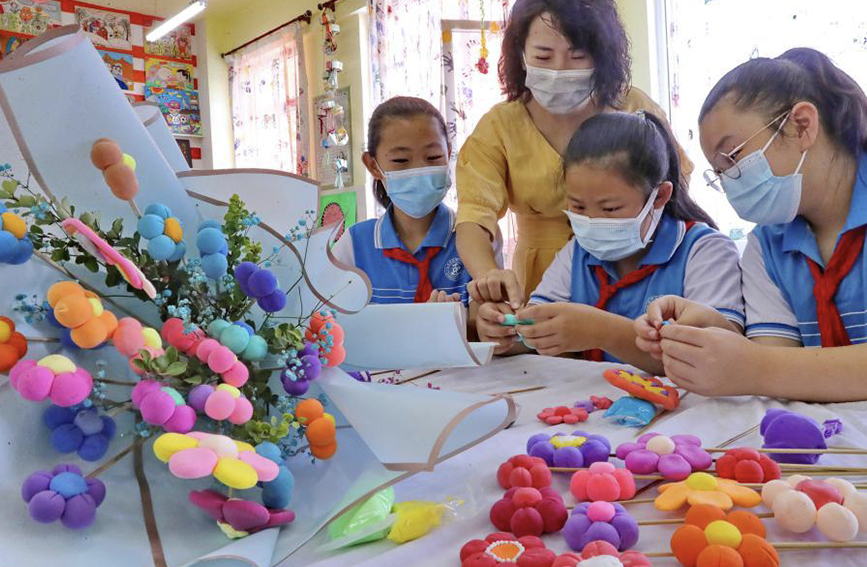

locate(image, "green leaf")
(132, 358), (148, 371)
(16, 195), (36, 208)
(164, 361), (187, 376)
(183, 374), (204, 385)
(2, 179), (17, 193)
(0, 189), (13, 200)
(29, 224), (43, 235)
(50, 248), (65, 262)
(84, 256), (99, 273)
(108, 218), (124, 239)
(105, 266), (121, 288)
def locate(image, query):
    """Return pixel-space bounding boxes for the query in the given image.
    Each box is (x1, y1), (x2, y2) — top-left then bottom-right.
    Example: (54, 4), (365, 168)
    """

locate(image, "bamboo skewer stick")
(639, 513), (774, 526)
(706, 447), (867, 455)
(501, 385), (546, 396)
(23, 335), (60, 343)
(553, 466), (867, 479)
(645, 541), (867, 557)
(85, 439), (140, 479)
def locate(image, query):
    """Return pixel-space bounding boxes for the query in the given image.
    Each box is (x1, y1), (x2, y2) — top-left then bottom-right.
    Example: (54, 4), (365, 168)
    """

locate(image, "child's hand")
(476, 301), (517, 354)
(427, 290), (461, 303)
(515, 303), (596, 356)
(659, 325), (762, 397)
(636, 296), (740, 358)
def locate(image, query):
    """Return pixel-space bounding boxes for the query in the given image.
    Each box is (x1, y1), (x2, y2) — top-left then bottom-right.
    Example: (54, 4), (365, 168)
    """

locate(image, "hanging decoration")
(476, 0), (489, 74)
(317, 2), (350, 190)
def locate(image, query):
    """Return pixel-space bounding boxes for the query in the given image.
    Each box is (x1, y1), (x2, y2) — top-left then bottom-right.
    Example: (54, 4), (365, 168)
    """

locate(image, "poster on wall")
(148, 88), (202, 136)
(0, 0), (61, 36)
(319, 191), (357, 242)
(145, 58), (194, 92)
(314, 87), (353, 189)
(97, 49), (134, 92)
(143, 22), (193, 61)
(74, 5), (132, 51)
(0, 31), (26, 59)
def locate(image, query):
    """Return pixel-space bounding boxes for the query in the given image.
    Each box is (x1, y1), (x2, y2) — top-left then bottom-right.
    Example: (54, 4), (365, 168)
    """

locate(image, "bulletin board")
(314, 86), (353, 189)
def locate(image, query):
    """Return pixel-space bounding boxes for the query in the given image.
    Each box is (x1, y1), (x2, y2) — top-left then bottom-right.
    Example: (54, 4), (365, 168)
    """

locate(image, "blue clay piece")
(234, 262), (257, 286)
(0, 230), (17, 262)
(261, 467), (294, 509)
(502, 314), (517, 326)
(603, 396), (656, 428)
(196, 227), (225, 255)
(73, 410), (104, 436)
(208, 319), (231, 338)
(43, 405), (74, 430)
(8, 238), (32, 264)
(49, 471), (87, 498)
(46, 308), (63, 328)
(148, 234), (176, 260)
(242, 335), (268, 361)
(201, 253), (228, 279)
(137, 214), (165, 239)
(199, 219), (221, 231)
(143, 203), (171, 219)
(248, 269), (278, 297)
(234, 321), (254, 336)
(100, 416), (116, 440)
(255, 441), (283, 464)
(168, 240), (186, 262)
(60, 328), (80, 350)
(218, 241), (228, 256)
(257, 289), (287, 313)
(51, 424), (84, 453)
(220, 325), (251, 354)
(78, 434), (110, 462)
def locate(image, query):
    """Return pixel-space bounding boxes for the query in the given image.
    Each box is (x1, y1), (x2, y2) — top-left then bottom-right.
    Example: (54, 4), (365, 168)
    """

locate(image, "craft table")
(287, 354), (867, 567)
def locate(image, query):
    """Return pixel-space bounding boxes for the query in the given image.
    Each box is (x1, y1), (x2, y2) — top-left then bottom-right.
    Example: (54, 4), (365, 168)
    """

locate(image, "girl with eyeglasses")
(635, 48), (867, 401)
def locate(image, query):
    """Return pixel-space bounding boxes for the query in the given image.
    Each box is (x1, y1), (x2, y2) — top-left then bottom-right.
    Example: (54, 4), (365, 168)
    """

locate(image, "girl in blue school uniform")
(635, 48), (867, 402)
(331, 96), (472, 305)
(476, 110), (744, 374)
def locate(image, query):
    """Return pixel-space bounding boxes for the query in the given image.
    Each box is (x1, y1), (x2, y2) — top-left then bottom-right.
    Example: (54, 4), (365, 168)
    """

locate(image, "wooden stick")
(639, 513), (774, 526)
(501, 385), (546, 396)
(97, 377), (138, 386)
(552, 467), (867, 482)
(85, 439), (140, 478)
(617, 498), (656, 505)
(129, 199), (142, 219)
(645, 541), (867, 557)
(106, 402), (133, 418)
(706, 447), (867, 455)
(23, 335), (60, 343)
(716, 423), (762, 448)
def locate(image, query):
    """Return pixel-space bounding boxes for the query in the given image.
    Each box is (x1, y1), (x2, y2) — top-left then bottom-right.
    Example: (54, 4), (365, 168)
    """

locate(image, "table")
(287, 354), (867, 567)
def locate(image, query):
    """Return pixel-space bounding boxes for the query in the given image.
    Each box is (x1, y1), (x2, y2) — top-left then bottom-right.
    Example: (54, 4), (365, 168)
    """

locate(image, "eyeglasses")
(702, 111), (789, 193)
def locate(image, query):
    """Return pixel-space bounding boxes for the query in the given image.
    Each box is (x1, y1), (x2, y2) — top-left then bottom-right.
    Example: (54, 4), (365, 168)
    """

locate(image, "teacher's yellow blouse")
(456, 87), (694, 296)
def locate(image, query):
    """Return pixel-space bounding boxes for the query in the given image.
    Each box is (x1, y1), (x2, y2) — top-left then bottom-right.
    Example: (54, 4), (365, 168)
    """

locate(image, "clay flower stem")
(499, 385), (546, 396)
(639, 513), (774, 526)
(105, 402), (134, 418)
(705, 447), (867, 455)
(645, 542), (867, 558)
(552, 467), (867, 478)
(129, 199), (143, 219)
(85, 438), (143, 479)
(22, 336), (60, 343)
(98, 378), (138, 386)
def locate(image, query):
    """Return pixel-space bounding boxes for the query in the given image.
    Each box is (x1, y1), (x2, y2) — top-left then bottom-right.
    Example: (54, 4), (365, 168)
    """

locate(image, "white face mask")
(524, 60), (594, 114)
(564, 188), (662, 261)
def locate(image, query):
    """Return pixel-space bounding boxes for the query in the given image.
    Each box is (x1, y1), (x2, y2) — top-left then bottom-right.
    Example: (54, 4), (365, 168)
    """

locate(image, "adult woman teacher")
(456, 0), (693, 307)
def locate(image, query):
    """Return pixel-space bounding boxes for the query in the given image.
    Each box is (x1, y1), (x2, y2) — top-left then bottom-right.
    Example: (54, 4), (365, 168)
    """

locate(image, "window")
(662, 0), (867, 239)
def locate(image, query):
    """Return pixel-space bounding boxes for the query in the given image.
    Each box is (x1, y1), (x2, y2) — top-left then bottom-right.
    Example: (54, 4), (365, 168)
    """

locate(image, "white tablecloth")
(285, 354), (867, 567)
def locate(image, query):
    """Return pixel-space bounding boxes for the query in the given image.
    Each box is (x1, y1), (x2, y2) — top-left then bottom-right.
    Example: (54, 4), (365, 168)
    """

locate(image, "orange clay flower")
(655, 472), (762, 511)
(670, 504), (779, 567)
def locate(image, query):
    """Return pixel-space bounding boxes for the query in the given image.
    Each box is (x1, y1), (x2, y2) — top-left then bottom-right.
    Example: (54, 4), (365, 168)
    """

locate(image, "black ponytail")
(563, 111), (717, 228)
(700, 48), (867, 157)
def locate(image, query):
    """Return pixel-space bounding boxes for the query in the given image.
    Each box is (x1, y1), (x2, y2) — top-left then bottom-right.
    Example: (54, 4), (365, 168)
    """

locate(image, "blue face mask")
(720, 115), (808, 225)
(378, 164), (450, 218)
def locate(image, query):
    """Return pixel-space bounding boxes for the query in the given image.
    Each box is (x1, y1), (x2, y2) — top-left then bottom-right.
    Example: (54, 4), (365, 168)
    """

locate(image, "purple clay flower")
(563, 501), (638, 552)
(615, 432), (712, 481)
(526, 430), (610, 468)
(43, 405), (116, 462)
(21, 464), (106, 529)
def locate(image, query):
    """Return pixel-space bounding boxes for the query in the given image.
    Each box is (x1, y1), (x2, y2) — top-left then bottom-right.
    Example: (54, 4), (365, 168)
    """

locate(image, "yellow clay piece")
(153, 432), (199, 462)
(705, 520), (743, 548)
(550, 435), (587, 449)
(38, 354), (76, 374)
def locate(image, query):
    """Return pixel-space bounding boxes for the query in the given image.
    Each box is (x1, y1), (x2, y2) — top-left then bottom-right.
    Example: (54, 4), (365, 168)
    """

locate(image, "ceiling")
(155, 0), (246, 20)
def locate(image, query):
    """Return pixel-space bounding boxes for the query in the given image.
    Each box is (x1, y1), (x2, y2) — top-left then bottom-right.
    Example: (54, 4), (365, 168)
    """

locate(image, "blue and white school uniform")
(529, 213), (745, 362)
(331, 203), (472, 304)
(741, 152), (867, 346)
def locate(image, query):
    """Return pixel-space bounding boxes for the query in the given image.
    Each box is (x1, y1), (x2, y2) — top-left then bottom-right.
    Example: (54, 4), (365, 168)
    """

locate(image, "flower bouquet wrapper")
(0, 26), (516, 567)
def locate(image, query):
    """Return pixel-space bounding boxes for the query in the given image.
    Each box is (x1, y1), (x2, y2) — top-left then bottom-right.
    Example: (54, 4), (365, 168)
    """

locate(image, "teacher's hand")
(468, 268), (524, 309)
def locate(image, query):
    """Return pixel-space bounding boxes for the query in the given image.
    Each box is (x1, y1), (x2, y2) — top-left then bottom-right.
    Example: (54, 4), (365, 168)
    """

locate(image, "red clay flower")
(537, 406), (588, 425)
(461, 531), (557, 567)
(716, 447), (781, 483)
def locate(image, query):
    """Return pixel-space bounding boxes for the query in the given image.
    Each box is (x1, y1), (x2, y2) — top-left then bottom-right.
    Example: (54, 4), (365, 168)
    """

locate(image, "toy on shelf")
(527, 431), (610, 469)
(762, 474), (867, 541)
(489, 486), (568, 537)
(570, 462), (636, 503)
(670, 504), (779, 567)
(655, 472), (762, 512)
(615, 433), (712, 481)
(563, 501), (639, 552)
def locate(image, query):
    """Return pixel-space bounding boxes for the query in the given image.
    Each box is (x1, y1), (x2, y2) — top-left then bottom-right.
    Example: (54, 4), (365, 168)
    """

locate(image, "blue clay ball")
(218, 241), (228, 256)
(234, 262), (257, 287)
(137, 214), (165, 239)
(255, 442), (283, 464)
(196, 227), (225, 255)
(49, 471), (88, 498)
(234, 321), (254, 336)
(248, 269), (278, 298)
(148, 234), (176, 261)
(43, 405), (75, 430)
(100, 416), (116, 440)
(208, 319), (231, 338)
(60, 328), (80, 350)
(220, 324), (251, 354)
(143, 203), (171, 219)
(51, 423), (84, 453)
(0, 230), (17, 262)
(168, 240), (186, 262)
(78, 434), (110, 462)
(8, 238), (32, 265)
(201, 253), (228, 279)
(257, 289), (286, 313)
(73, 410), (104, 436)
(242, 335), (268, 361)
(46, 308), (62, 328)
(199, 219), (221, 231)
(261, 467), (294, 509)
